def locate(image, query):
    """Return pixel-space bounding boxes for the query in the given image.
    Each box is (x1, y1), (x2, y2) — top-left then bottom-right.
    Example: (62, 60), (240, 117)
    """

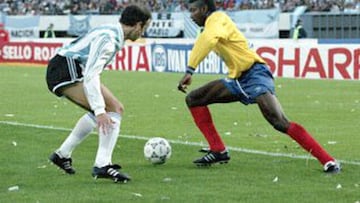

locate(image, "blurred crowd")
(0, 0), (359, 15)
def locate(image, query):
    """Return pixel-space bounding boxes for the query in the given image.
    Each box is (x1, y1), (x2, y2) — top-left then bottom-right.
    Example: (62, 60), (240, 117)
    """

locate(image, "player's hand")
(96, 113), (114, 135)
(178, 73), (192, 93)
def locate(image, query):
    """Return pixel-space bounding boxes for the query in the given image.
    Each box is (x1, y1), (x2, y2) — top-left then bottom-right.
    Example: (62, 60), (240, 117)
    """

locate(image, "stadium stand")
(0, 0), (359, 15)
(0, 0), (359, 39)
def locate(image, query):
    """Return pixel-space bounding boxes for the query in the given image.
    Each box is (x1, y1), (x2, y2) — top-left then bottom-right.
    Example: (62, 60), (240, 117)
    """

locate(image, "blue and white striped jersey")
(57, 23), (125, 116)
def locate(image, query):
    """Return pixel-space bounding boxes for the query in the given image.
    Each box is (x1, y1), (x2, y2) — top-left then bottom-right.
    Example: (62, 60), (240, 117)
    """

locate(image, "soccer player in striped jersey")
(46, 4), (151, 183)
(177, 0), (340, 173)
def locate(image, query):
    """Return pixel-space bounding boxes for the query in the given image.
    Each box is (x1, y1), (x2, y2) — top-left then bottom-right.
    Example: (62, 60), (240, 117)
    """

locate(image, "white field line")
(1, 120), (360, 166)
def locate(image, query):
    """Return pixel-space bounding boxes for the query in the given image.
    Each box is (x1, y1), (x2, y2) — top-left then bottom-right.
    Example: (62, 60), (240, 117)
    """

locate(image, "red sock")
(287, 122), (334, 165)
(189, 106), (225, 152)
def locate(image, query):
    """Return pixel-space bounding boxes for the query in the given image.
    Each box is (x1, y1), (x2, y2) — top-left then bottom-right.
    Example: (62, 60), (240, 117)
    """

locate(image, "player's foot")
(193, 150), (230, 166)
(198, 147), (210, 153)
(49, 152), (76, 174)
(92, 164), (131, 183)
(323, 160), (341, 174)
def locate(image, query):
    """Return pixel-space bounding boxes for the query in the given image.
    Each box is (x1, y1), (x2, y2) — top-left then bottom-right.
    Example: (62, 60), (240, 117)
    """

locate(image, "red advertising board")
(0, 42), (62, 65)
(1, 39), (359, 80)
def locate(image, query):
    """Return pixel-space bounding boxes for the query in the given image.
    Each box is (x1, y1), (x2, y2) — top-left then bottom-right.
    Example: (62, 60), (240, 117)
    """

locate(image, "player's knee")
(185, 93), (197, 107)
(272, 119), (289, 133)
(185, 94), (192, 106)
(115, 105), (124, 115)
(115, 102), (125, 114)
(185, 91), (206, 107)
(273, 123), (285, 133)
(107, 100), (124, 115)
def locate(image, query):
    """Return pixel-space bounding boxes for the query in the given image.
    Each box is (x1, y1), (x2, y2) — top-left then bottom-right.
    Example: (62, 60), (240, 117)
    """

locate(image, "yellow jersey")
(188, 11), (266, 79)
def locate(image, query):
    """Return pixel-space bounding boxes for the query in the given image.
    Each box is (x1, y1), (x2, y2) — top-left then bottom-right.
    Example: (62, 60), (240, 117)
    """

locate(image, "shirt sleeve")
(188, 13), (229, 69)
(83, 35), (116, 116)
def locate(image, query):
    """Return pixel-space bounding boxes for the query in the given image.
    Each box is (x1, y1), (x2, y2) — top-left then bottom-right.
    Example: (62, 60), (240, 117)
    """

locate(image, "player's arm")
(82, 35), (115, 116)
(83, 34), (116, 133)
(177, 68), (193, 93)
(178, 14), (228, 93)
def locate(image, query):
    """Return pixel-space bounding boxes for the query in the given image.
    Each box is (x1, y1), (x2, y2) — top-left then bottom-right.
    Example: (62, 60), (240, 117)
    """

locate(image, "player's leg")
(90, 84), (130, 182)
(186, 80), (237, 165)
(91, 84), (123, 168)
(46, 55), (95, 174)
(61, 83), (130, 181)
(186, 79), (239, 107)
(49, 112), (95, 174)
(58, 83), (97, 155)
(49, 83), (96, 174)
(256, 92), (340, 173)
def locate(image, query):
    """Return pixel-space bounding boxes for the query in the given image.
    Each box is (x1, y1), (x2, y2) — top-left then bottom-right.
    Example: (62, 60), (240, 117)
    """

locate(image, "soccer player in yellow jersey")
(177, 0), (340, 173)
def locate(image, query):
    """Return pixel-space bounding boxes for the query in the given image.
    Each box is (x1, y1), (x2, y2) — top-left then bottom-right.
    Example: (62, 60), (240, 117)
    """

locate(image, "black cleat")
(92, 164), (131, 183)
(49, 152), (76, 174)
(324, 161), (341, 174)
(193, 150), (230, 166)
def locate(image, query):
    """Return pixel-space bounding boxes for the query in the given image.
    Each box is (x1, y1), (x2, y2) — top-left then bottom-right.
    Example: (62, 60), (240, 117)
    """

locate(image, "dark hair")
(188, 0), (216, 12)
(119, 5), (152, 27)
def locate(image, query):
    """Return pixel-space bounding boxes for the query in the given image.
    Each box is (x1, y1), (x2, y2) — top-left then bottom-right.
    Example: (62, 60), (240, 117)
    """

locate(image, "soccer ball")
(144, 137), (171, 164)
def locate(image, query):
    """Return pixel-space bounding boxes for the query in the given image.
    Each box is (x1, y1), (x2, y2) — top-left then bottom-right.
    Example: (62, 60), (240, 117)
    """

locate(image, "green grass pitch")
(0, 65), (359, 202)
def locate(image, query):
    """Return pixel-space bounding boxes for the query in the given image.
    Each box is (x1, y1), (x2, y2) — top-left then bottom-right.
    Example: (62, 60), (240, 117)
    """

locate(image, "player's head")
(188, 0), (216, 26)
(120, 4), (152, 41)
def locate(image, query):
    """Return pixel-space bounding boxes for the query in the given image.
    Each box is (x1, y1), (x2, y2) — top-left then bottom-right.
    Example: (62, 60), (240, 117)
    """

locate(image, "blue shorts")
(221, 63), (275, 105)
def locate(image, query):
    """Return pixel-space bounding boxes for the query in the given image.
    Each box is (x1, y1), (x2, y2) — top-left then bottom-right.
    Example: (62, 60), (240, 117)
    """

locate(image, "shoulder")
(91, 24), (124, 47)
(206, 11), (231, 25)
(91, 24), (118, 37)
(208, 11), (228, 20)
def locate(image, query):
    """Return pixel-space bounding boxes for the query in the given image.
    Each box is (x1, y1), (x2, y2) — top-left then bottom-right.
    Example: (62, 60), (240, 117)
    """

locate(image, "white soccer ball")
(144, 137), (171, 164)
